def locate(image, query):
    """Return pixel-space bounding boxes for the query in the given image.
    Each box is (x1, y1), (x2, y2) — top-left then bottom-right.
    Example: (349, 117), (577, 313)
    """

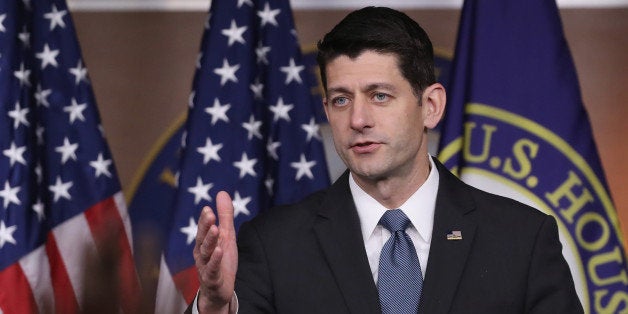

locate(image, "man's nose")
(349, 97), (373, 131)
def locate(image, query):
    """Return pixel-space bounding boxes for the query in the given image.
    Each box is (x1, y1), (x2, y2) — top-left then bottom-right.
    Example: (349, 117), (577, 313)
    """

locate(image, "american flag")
(0, 1), (140, 313)
(153, 0), (330, 311)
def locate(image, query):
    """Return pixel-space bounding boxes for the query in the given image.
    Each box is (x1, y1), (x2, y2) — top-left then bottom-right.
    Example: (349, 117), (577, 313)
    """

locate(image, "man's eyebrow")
(326, 86), (352, 95)
(326, 83), (397, 95)
(363, 83), (397, 92)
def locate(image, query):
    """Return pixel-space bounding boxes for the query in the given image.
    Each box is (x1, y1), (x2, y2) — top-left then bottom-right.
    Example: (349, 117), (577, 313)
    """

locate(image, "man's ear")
(421, 83), (446, 129)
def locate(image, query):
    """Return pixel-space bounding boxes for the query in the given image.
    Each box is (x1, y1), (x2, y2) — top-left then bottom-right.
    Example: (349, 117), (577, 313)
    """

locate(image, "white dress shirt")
(350, 155), (439, 282)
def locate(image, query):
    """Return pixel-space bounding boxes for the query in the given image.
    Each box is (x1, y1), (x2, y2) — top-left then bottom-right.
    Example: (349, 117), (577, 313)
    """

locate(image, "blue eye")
(373, 93), (388, 102)
(332, 97), (349, 106)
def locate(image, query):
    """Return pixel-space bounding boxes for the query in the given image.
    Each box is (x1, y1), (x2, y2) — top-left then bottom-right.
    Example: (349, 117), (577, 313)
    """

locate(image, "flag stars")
(197, 138), (223, 164)
(291, 154), (317, 180)
(64, 98), (87, 123)
(205, 98), (231, 125)
(196, 52), (203, 69)
(187, 177), (213, 204)
(180, 217), (198, 245)
(242, 115), (262, 140)
(232, 191), (252, 217)
(181, 131), (188, 148)
(250, 80), (264, 100)
(237, 0), (253, 8)
(233, 153), (258, 178)
(264, 176), (274, 196)
(0, 14), (6, 32)
(14, 63), (31, 86)
(35, 44), (60, 69)
(48, 176), (73, 202)
(213, 58), (240, 86)
(301, 118), (322, 142)
(255, 42), (271, 65)
(257, 3), (281, 27)
(0, 221), (17, 249)
(35, 85), (52, 107)
(55, 137), (79, 164)
(36, 125), (45, 144)
(32, 199), (45, 221)
(188, 91), (196, 108)
(174, 172), (181, 188)
(90, 153), (113, 178)
(266, 139), (280, 160)
(280, 58), (304, 84)
(269, 97), (294, 122)
(7, 102), (30, 129)
(0, 181), (21, 209)
(44, 4), (67, 30)
(221, 20), (247, 47)
(18, 27), (30, 47)
(69, 60), (88, 85)
(34, 163), (43, 183)
(3, 142), (27, 166)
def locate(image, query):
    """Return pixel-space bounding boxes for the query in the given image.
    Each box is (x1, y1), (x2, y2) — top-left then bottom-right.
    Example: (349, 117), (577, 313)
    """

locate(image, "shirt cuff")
(192, 290), (239, 314)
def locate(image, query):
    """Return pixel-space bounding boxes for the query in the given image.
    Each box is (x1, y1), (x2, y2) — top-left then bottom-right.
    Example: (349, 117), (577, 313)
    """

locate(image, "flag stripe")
(0, 263), (38, 314)
(46, 234), (80, 313)
(20, 246), (54, 313)
(52, 213), (99, 309)
(114, 192), (135, 253)
(172, 266), (200, 303)
(110, 192), (142, 312)
(83, 195), (141, 313)
(156, 255), (187, 314)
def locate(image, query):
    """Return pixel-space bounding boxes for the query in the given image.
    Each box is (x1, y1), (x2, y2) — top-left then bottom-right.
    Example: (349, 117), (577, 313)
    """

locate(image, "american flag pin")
(446, 230), (462, 240)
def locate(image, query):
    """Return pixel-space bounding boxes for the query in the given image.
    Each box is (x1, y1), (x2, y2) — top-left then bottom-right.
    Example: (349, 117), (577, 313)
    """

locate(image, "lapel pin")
(446, 230), (462, 240)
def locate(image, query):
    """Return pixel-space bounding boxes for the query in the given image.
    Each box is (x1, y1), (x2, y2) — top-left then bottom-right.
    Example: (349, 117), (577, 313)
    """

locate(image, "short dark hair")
(316, 7), (435, 96)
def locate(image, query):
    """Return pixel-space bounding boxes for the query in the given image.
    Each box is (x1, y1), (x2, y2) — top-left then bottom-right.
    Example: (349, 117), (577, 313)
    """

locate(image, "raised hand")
(193, 191), (238, 314)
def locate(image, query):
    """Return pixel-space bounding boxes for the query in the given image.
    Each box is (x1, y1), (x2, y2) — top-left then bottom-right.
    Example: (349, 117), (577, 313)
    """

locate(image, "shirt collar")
(350, 155), (440, 244)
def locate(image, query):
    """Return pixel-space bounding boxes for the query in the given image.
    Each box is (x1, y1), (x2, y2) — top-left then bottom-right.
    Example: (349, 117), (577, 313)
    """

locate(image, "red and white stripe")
(0, 192), (140, 314)
(155, 256), (189, 314)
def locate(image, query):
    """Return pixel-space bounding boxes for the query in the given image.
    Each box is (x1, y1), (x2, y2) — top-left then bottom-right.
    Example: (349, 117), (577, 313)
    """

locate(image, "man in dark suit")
(190, 7), (583, 314)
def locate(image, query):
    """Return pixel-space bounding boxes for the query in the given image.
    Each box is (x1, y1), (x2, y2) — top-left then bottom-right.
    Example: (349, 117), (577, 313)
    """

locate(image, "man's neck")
(352, 156), (432, 209)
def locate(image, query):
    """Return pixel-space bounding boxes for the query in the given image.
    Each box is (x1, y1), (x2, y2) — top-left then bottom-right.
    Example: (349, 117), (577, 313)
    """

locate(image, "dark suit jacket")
(231, 159), (582, 313)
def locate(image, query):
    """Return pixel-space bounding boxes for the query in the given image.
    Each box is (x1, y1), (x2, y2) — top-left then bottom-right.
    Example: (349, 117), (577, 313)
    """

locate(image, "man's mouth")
(350, 141), (380, 153)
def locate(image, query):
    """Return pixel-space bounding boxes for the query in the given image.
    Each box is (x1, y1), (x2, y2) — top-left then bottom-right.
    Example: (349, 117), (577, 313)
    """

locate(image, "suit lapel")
(313, 172), (381, 314)
(420, 159), (477, 314)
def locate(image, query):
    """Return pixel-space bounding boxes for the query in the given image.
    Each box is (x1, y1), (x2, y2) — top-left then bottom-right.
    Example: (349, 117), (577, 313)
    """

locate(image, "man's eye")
(332, 97), (349, 106)
(373, 93), (388, 102)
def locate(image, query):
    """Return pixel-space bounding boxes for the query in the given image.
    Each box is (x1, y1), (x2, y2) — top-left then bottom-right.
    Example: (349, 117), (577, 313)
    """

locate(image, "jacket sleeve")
(525, 215), (584, 313)
(234, 221), (276, 313)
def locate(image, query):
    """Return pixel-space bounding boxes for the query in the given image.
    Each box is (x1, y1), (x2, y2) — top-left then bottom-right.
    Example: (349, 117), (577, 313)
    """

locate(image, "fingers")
(215, 191), (235, 232)
(198, 243), (225, 299)
(194, 191), (234, 266)
(195, 206), (216, 250)
(207, 245), (224, 282)
(193, 192), (236, 310)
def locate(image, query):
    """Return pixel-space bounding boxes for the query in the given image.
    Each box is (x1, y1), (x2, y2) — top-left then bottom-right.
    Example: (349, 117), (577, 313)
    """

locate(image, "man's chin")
(349, 165), (387, 181)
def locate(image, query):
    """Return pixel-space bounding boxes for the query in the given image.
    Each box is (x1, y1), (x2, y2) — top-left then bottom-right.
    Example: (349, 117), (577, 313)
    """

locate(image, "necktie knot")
(379, 209), (410, 232)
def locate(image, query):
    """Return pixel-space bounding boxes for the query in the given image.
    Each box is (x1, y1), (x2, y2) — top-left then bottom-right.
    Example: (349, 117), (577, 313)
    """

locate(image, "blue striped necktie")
(377, 209), (423, 313)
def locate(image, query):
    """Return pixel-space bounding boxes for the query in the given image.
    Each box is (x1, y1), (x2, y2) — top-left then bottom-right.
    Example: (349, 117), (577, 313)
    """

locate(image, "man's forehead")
(325, 50), (400, 65)
(325, 52), (403, 83)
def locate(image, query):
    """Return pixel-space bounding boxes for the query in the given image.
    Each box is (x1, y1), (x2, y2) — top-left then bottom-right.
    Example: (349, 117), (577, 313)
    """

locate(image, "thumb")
(215, 191), (235, 232)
